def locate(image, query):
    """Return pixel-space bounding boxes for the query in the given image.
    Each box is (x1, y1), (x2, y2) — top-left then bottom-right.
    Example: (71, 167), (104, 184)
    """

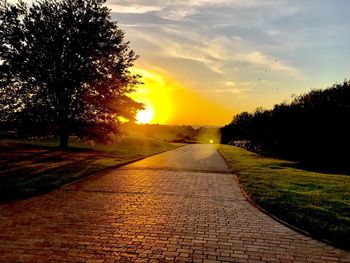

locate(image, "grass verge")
(0, 137), (179, 202)
(217, 144), (350, 250)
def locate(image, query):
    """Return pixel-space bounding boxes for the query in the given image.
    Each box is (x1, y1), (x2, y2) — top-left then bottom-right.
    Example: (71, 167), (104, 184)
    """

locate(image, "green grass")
(217, 144), (350, 250)
(0, 137), (179, 202)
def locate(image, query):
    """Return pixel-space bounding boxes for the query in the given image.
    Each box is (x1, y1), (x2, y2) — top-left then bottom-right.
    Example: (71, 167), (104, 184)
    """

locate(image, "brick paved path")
(0, 144), (349, 262)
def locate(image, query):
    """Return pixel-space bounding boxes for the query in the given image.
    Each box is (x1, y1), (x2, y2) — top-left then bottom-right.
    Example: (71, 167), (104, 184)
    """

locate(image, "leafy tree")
(221, 80), (350, 164)
(0, 0), (142, 148)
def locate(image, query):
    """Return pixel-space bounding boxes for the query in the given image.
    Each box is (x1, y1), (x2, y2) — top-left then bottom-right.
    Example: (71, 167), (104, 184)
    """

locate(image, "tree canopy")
(221, 80), (350, 164)
(0, 0), (142, 148)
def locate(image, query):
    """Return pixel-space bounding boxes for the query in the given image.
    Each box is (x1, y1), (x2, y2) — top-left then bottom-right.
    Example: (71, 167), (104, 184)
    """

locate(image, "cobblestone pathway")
(0, 145), (349, 262)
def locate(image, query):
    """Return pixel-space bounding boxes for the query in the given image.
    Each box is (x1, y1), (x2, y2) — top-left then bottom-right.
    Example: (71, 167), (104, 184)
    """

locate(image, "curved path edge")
(232, 174), (341, 250)
(215, 145), (348, 252)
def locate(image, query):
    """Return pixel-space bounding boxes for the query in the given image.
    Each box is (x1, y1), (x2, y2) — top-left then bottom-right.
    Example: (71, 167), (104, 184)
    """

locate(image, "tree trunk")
(59, 113), (69, 149)
(59, 129), (69, 149)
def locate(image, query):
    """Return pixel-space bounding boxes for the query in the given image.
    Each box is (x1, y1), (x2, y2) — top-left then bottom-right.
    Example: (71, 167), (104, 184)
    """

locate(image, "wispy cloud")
(235, 51), (300, 76)
(211, 80), (253, 101)
(107, 0), (285, 20)
(124, 27), (229, 74)
(214, 88), (248, 95)
(108, 4), (162, 14)
(5, 0), (349, 120)
(109, 0), (350, 113)
(162, 36), (231, 74)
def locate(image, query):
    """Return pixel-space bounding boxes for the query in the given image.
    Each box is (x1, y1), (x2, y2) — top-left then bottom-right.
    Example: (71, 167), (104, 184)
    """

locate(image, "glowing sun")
(136, 108), (154, 124)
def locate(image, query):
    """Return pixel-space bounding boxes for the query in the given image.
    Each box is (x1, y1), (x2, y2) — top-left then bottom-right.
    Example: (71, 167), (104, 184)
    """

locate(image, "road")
(0, 144), (349, 262)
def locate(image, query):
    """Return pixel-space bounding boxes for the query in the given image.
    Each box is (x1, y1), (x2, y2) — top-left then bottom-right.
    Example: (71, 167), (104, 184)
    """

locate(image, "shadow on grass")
(284, 160), (350, 176)
(0, 142), (137, 202)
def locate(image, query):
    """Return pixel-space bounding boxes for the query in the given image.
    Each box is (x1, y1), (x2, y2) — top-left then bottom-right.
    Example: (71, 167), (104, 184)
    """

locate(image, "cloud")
(108, 4), (162, 14)
(223, 81), (236, 87)
(235, 51), (300, 76)
(265, 30), (280, 36)
(107, 0), (285, 21)
(160, 36), (300, 77)
(107, 0), (350, 114)
(158, 7), (197, 21)
(124, 27), (229, 74)
(214, 88), (247, 95)
(213, 87), (250, 100)
(162, 37), (230, 74)
(124, 21), (301, 78)
(211, 80), (253, 101)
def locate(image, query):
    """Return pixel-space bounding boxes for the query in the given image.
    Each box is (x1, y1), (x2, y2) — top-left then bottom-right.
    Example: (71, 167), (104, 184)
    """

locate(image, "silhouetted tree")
(221, 80), (350, 164)
(0, 0), (142, 148)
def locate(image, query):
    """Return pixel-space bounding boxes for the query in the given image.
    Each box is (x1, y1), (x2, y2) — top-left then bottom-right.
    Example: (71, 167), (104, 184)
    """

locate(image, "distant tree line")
(120, 123), (221, 144)
(221, 80), (350, 163)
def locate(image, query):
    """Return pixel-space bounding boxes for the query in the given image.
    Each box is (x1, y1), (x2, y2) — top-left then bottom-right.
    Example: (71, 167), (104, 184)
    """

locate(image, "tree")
(220, 80), (350, 163)
(0, 0), (143, 148)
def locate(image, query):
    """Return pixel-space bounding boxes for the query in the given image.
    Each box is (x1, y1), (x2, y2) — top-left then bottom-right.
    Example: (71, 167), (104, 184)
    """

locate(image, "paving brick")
(0, 145), (349, 262)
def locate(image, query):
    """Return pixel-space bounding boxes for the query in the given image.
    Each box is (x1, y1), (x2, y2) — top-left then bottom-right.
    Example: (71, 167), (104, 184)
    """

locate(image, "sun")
(136, 107), (154, 124)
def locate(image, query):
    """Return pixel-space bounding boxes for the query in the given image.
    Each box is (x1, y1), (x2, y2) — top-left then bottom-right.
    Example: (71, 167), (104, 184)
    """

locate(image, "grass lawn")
(0, 137), (179, 202)
(217, 144), (350, 250)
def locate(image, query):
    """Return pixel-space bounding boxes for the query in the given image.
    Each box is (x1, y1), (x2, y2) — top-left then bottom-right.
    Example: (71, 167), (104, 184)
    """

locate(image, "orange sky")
(109, 1), (350, 126)
(130, 67), (234, 126)
(12, 1), (350, 126)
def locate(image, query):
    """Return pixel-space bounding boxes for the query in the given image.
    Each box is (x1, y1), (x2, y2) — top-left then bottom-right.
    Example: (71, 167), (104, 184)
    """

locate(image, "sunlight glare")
(130, 67), (173, 124)
(136, 107), (154, 124)
(130, 67), (232, 125)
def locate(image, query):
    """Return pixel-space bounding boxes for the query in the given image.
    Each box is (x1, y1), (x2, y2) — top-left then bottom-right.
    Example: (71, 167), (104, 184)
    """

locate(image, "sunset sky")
(10, 0), (350, 125)
(108, 0), (350, 125)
